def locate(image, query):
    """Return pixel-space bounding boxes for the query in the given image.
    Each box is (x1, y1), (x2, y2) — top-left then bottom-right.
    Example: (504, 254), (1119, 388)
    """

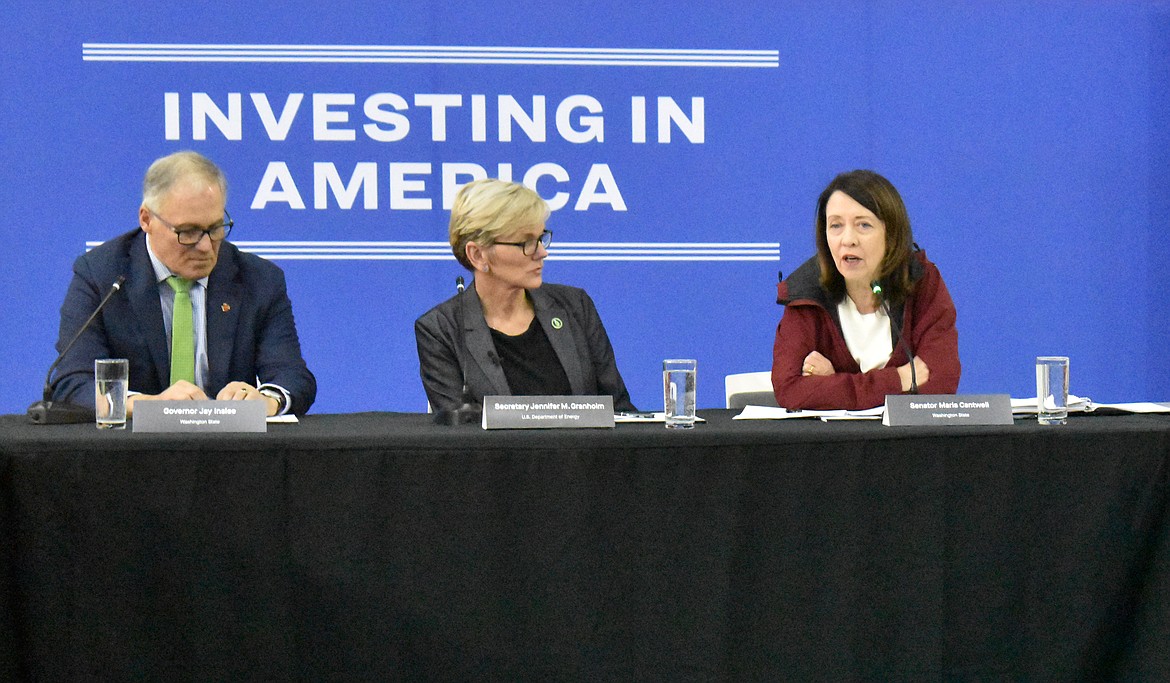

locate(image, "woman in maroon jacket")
(771, 170), (960, 410)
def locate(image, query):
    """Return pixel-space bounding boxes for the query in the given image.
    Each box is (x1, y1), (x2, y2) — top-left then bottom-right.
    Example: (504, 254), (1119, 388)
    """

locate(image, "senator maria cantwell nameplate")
(884, 394), (1013, 427)
(482, 395), (615, 430)
(133, 400), (268, 433)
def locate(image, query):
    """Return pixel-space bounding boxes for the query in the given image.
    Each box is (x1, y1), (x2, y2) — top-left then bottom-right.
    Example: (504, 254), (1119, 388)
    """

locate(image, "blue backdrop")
(2, 1), (1168, 414)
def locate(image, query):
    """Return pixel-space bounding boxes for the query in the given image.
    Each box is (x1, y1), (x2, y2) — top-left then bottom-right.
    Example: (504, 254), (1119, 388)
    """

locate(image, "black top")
(414, 282), (636, 412)
(490, 316), (573, 396)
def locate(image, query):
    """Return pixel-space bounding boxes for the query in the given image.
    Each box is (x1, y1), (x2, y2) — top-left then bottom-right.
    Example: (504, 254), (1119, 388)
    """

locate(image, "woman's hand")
(802, 351), (835, 377)
(898, 357), (930, 392)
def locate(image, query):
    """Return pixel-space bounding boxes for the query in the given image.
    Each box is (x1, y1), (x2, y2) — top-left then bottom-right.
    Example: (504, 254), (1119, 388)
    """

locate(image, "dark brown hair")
(814, 170), (915, 304)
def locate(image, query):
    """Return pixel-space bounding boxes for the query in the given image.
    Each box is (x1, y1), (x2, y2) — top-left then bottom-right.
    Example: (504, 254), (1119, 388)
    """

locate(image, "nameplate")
(884, 393), (1012, 426)
(132, 400), (267, 433)
(482, 395), (615, 430)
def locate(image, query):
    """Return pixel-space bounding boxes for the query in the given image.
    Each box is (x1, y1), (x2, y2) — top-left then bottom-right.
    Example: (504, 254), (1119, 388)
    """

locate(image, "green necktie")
(166, 276), (196, 386)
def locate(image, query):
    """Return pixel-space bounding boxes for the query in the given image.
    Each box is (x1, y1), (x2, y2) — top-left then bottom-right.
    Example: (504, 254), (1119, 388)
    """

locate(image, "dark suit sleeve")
(577, 290), (637, 412)
(414, 310), (465, 412)
(252, 269), (316, 416)
(51, 255), (116, 407)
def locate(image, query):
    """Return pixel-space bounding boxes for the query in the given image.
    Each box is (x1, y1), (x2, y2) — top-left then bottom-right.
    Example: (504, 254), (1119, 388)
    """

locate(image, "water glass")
(1036, 356), (1069, 425)
(95, 358), (128, 429)
(663, 359), (697, 429)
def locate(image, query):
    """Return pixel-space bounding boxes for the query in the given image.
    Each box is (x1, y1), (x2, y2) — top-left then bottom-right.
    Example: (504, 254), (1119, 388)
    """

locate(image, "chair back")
(724, 371), (779, 410)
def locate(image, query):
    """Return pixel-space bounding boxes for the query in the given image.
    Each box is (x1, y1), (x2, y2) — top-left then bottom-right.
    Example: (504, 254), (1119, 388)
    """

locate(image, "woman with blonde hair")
(415, 178), (635, 412)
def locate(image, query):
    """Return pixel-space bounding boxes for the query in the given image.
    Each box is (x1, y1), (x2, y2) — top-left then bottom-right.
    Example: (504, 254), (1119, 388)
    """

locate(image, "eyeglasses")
(493, 230), (552, 256)
(150, 209), (233, 246)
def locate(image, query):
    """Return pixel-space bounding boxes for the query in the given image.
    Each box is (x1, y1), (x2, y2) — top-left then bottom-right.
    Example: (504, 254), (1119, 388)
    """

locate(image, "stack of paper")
(1010, 396), (1170, 415)
(1091, 402), (1170, 413)
(1009, 394), (1093, 416)
(733, 405), (885, 421)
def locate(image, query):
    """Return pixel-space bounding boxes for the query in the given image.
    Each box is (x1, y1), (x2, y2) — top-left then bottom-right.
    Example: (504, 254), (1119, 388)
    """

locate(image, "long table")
(2, 411), (1168, 680)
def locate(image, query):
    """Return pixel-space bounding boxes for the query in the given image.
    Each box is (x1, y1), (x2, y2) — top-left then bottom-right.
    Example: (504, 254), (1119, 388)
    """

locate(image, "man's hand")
(126, 380), (209, 416)
(217, 381), (279, 416)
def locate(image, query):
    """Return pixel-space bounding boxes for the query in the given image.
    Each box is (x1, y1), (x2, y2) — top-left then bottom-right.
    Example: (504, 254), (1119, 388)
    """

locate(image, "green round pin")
(551, 317), (563, 329)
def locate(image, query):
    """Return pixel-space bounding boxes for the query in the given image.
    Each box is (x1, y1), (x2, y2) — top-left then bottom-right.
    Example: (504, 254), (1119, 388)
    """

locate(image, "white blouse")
(837, 296), (893, 372)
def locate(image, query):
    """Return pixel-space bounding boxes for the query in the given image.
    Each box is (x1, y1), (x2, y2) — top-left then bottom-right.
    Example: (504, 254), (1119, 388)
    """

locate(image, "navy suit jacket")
(52, 229), (317, 415)
(414, 281), (635, 412)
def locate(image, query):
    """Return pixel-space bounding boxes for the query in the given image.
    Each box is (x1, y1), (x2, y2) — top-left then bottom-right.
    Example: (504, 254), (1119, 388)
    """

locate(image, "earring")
(482, 264), (490, 272)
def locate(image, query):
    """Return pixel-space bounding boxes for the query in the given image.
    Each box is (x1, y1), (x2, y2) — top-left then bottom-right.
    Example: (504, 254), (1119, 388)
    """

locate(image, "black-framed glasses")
(494, 229), (552, 256)
(150, 209), (233, 246)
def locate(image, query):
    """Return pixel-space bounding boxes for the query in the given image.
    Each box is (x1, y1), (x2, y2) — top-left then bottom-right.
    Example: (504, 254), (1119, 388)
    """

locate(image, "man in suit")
(51, 151), (316, 416)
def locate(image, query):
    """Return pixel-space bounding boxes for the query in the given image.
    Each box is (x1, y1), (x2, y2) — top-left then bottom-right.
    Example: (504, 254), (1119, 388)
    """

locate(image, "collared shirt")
(143, 235), (292, 414)
(146, 237), (210, 391)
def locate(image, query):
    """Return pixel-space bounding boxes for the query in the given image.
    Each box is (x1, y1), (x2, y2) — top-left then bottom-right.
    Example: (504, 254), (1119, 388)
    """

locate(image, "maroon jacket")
(771, 250), (960, 410)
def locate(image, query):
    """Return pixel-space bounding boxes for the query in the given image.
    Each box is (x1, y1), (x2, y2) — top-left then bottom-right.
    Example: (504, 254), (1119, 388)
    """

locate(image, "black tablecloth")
(2, 411), (1168, 680)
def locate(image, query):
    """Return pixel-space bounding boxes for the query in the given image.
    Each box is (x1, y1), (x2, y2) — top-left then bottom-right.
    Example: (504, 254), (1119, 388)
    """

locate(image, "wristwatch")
(258, 387), (287, 415)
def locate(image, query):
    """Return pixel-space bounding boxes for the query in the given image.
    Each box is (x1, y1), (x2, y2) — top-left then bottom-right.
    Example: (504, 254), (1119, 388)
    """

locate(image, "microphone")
(871, 280), (917, 394)
(434, 274), (481, 425)
(28, 275), (126, 424)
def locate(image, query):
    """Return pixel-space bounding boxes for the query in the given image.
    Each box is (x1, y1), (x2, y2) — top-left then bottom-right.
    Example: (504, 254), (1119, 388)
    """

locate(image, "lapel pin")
(551, 317), (563, 329)
(221, 303), (231, 312)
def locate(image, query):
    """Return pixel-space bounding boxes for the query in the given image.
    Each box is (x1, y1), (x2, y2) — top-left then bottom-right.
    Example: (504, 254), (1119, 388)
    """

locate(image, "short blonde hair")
(449, 179), (549, 271)
(142, 150), (228, 212)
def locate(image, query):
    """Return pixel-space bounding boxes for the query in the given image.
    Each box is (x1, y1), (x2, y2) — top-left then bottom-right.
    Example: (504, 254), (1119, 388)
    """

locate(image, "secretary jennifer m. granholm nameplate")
(482, 395), (615, 430)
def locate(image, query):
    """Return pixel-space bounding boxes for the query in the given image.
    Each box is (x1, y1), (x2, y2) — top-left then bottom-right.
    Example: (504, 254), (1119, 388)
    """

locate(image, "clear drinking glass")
(663, 359), (697, 429)
(1036, 356), (1069, 425)
(95, 358), (129, 429)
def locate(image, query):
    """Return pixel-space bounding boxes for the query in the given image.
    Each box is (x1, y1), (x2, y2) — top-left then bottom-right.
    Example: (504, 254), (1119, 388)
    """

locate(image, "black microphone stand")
(871, 281), (917, 394)
(434, 275), (483, 425)
(28, 276), (126, 424)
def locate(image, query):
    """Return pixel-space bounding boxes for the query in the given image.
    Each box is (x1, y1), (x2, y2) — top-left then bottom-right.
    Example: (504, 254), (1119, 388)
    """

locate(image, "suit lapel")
(531, 288), (586, 394)
(205, 245), (242, 392)
(463, 284), (510, 394)
(127, 233), (171, 390)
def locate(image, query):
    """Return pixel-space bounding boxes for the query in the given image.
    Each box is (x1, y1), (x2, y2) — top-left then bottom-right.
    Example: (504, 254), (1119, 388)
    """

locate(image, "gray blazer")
(414, 282), (635, 412)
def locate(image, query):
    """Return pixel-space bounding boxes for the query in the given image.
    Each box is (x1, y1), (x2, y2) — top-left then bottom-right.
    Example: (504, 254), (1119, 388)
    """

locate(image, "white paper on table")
(733, 405), (827, 420)
(1010, 394), (1092, 415)
(614, 412), (706, 423)
(616, 411), (665, 423)
(819, 406), (886, 421)
(267, 414), (299, 424)
(733, 405), (883, 421)
(1089, 401), (1170, 414)
(1009, 395), (1170, 415)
